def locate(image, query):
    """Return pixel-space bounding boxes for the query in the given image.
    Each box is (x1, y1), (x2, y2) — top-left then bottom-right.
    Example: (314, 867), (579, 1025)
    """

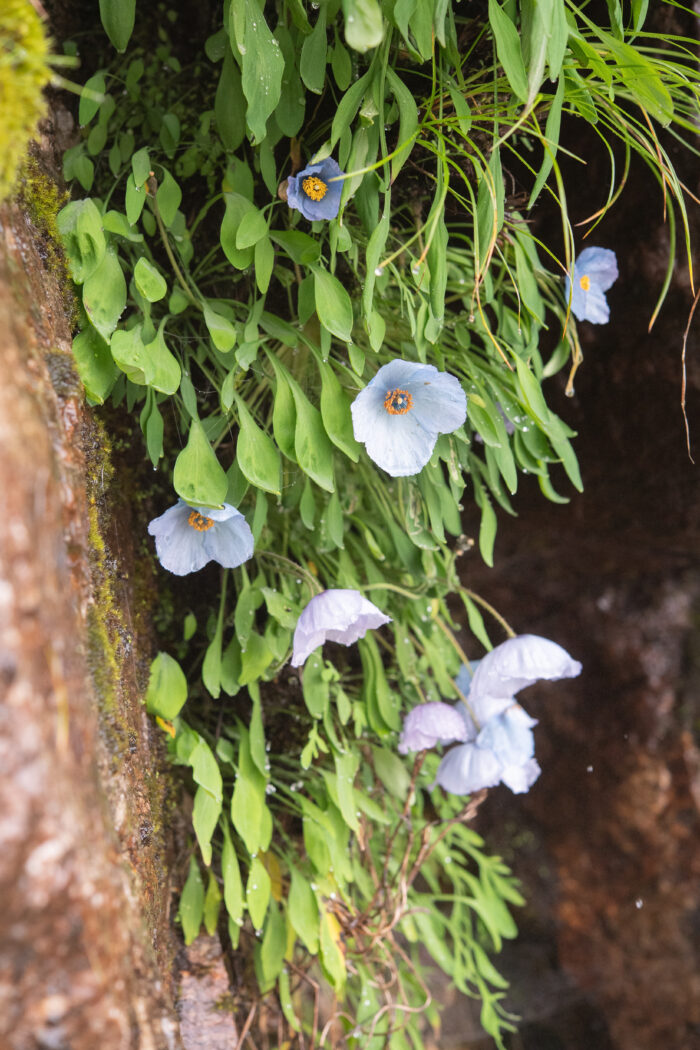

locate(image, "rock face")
(0, 188), (180, 1048)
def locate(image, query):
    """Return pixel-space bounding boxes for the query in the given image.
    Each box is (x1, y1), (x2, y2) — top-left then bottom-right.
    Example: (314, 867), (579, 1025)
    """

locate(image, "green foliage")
(63, 0), (700, 1046)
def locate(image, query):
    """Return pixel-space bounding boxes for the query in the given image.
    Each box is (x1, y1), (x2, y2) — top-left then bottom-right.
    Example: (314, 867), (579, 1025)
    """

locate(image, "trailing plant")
(57, 0), (700, 1045)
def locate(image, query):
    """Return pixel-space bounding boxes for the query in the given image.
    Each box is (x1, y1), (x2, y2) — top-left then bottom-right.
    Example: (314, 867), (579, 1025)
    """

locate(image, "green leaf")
(342, 0), (384, 53)
(110, 326), (148, 385)
(288, 867), (319, 952)
(72, 327), (119, 404)
(57, 199), (106, 285)
(82, 242), (125, 338)
(268, 358), (297, 460)
(204, 302), (237, 353)
(300, 7), (327, 93)
(528, 77), (564, 209)
(604, 35), (674, 126)
(145, 651), (187, 720)
(79, 72), (106, 125)
(313, 267), (354, 342)
(488, 0), (528, 103)
(125, 173), (146, 225)
(239, 631), (273, 685)
(190, 738), (223, 801)
(131, 146), (151, 187)
(289, 376), (335, 492)
(238, 2), (285, 144)
(258, 900), (286, 989)
(156, 167), (182, 228)
(134, 257), (167, 302)
(319, 909), (346, 992)
(231, 730), (268, 855)
(143, 321), (181, 394)
(222, 823), (245, 924)
(334, 750), (360, 831)
(246, 856), (271, 930)
(269, 229), (321, 266)
(173, 419), (229, 506)
(318, 362), (360, 461)
(385, 68), (418, 181)
(302, 656), (331, 719)
(233, 394), (281, 495)
(371, 746), (411, 800)
(202, 624), (223, 699)
(329, 68), (373, 149)
(215, 51), (247, 151)
(193, 785), (222, 866)
(99, 0), (135, 51)
(236, 206), (268, 249)
(220, 193), (256, 269)
(203, 872), (222, 935)
(254, 236), (274, 295)
(179, 857), (204, 945)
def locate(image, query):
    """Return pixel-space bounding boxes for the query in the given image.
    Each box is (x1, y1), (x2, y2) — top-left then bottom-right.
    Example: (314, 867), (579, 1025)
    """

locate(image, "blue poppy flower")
(286, 158), (345, 221)
(351, 359), (467, 477)
(398, 701), (469, 755)
(148, 500), (254, 576)
(399, 634), (581, 795)
(565, 246), (619, 324)
(291, 588), (391, 668)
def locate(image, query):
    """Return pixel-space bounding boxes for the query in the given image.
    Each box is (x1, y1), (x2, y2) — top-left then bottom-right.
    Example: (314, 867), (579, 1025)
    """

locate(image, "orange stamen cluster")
(579, 274), (591, 291)
(188, 510), (215, 532)
(384, 388), (413, 415)
(302, 175), (328, 201)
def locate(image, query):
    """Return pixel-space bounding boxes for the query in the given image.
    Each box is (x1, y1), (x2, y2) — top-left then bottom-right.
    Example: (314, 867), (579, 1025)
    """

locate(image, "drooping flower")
(285, 157), (345, 222)
(399, 634), (581, 795)
(398, 701), (469, 755)
(351, 359), (467, 477)
(291, 588), (391, 668)
(148, 500), (254, 576)
(565, 246), (619, 324)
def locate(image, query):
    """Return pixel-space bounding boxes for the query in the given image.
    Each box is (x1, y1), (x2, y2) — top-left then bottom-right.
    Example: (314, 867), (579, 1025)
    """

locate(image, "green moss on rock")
(0, 0), (51, 202)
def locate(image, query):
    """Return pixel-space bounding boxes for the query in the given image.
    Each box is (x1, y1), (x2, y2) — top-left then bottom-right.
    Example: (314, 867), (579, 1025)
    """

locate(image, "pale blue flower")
(351, 359), (467, 476)
(398, 701), (469, 755)
(148, 500), (254, 576)
(291, 588), (391, 668)
(400, 635), (581, 795)
(286, 158), (344, 221)
(565, 246), (618, 324)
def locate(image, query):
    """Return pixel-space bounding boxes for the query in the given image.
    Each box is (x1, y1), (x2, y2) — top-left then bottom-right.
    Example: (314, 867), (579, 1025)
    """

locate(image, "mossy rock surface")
(0, 0), (51, 201)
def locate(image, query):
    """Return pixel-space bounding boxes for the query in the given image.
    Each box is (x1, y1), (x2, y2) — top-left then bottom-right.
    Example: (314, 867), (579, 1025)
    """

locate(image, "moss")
(0, 0), (51, 202)
(15, 156), (75, 310)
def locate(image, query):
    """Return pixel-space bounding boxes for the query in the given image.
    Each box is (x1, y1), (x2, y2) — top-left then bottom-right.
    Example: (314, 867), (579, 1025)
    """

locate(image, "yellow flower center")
(302, 175), (328, 202)
(384, 389), (413, 415)
(579, 274), (591, 291)
(188, 510), (215, 532)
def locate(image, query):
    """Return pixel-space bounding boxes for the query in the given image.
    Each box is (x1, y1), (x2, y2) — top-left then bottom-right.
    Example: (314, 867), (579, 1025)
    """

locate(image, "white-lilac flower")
(351, 359), (467, 477)
(397, 701), (469, 755)
(286, 158), (344, 221)
(400, 634), (581, 796)
(148, 500), (254, 576)
(565, 246), (618, 324)
(291, 588), (391, 668)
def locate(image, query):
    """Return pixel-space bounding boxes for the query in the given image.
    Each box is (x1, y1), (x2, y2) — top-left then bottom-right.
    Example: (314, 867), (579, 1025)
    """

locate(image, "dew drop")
(635, 898), (643, 909)
(374, 267), (383, 276)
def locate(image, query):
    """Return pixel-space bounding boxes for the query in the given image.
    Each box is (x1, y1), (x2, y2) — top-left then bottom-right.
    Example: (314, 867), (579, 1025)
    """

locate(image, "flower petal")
(433, 742), (503, 794)
(500, 758), (541, 794)
(469, 634), (582, 710)
(576, 246), (618, 291)
(147, 501), (211, 575)
(351, 359), (465, 477)
(286, 158), (344, 221)
(398, 702), (469, 755)
(291, 589), (390, 667)
(403, 368), (466, 434)
(476, 704), (537, 766)
(202, 509), (254, 569)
